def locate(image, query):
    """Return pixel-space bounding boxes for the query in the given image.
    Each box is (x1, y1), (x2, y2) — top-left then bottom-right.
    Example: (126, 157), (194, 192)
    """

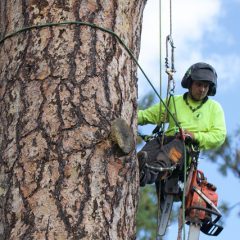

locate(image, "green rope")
(0, 20), (181, 129)
(159, 0), (163, 126)
(182, 143), (187, 240)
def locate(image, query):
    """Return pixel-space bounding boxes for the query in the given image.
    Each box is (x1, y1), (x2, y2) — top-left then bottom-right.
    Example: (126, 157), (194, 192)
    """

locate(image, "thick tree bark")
(0, 0), (146, 239)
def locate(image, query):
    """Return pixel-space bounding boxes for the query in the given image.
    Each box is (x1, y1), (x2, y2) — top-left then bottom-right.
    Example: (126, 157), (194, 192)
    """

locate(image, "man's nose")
(200, 85), (207, 92)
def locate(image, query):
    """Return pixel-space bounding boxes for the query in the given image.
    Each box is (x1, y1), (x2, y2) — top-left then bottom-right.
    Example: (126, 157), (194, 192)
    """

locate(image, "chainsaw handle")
(186, 206), (222, 220)
(185, 206), (223, 237)
(186, 206), (223, 237)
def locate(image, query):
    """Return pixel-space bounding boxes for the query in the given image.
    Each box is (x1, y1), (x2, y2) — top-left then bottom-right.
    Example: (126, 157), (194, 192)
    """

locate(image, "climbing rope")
(158, 0), (163, 128)
(165, 7), (189, 239)
(158, 0), (178, 136)
(154, 0), (189, 239)
(0, 20), (180, 129)
(152, 0), (178, 139)
(156, 0), (163, 237)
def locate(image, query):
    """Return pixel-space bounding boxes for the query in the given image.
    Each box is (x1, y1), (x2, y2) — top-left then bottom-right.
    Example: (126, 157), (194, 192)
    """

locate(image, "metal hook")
(165, 35), (176, 76)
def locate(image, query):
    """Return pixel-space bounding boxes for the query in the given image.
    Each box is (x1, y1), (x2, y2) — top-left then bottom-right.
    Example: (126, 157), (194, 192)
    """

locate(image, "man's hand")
(183, 130), (195, 140)
(183, 130), (200, 146)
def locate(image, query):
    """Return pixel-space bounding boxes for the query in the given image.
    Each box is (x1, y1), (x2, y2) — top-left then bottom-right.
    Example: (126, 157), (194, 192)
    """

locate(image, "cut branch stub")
(110, 118), (134, 154)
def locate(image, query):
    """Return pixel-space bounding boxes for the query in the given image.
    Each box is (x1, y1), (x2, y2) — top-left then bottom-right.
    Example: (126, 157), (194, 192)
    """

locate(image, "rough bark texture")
(0, 0), (146, 239)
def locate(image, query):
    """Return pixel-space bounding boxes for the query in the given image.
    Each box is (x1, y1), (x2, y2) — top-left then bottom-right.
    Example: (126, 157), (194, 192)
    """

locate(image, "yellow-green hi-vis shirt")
(138, 95), (226, 150)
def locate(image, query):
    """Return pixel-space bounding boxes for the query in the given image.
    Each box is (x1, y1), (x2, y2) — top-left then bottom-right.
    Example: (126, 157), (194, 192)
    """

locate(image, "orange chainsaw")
(185, 169), (223, 236)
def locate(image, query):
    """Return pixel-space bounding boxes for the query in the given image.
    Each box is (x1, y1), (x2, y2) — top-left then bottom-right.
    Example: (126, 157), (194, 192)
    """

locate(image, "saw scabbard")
(157, 174), (181, 236)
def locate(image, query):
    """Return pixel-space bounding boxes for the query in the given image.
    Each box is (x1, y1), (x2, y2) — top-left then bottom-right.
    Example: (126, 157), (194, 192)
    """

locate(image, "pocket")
(162, 139), (184, 163)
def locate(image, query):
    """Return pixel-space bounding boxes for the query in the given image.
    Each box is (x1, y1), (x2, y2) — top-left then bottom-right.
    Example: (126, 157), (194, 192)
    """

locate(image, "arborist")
(137, 62), (226, 187)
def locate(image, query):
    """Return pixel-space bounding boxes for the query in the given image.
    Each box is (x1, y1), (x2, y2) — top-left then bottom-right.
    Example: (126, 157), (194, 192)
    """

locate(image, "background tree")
(206, 133), (240, 177)
(204, 133), (240, 216)
(0, 1), (147, 239)
(136, 92), (159, 239)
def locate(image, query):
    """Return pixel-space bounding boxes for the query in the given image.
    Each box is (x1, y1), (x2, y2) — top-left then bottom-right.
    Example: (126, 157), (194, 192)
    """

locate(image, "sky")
(137, 0), (240, 239)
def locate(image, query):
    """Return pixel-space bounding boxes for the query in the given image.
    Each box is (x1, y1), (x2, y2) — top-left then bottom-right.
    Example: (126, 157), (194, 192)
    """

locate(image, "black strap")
(183, 92), (208, 112)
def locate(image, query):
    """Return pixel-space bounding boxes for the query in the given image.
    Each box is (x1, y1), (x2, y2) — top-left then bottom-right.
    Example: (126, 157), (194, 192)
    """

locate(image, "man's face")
(190, 80), (210, 101)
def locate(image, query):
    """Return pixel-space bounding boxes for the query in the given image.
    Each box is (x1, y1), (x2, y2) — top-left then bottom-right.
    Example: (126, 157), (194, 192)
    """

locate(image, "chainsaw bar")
(158, 194), (174, 236)
(188, 224), (201, 240)
(157, 175), (180, 236)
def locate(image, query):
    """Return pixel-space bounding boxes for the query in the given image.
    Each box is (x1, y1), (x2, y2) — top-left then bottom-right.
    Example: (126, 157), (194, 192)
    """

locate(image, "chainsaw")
(156, 167), (223, 238)
(185, 169), (223, 236)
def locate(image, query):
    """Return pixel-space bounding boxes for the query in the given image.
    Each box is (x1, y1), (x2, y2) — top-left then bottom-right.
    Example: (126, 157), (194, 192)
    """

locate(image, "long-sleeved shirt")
(138, 94), (226, 150)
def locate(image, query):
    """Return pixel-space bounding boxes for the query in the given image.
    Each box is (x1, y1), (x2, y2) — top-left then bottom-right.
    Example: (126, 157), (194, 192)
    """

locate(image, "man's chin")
(192, 96), (204, 101)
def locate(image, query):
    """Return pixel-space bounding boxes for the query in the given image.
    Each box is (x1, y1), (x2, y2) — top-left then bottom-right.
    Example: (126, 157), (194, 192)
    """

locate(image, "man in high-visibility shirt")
(138, 62), (226, 186)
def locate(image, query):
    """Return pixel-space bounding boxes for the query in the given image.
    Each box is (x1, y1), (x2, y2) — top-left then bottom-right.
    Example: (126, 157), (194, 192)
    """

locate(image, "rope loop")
(0, 20), (180, 128)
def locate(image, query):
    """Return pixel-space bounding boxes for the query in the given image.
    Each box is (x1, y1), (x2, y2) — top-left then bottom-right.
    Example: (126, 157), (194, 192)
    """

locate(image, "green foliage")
(137, 92), (157, 239)
(200, 128), (240, 218)
(136, 184), (180, 240)
(136, 185), (158, 240)
(205, 134), (240, 177)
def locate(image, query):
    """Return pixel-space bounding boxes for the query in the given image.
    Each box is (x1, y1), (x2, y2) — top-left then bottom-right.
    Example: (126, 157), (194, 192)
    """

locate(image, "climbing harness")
(156, 138), (198, 238)
(154, 138), (223, 240)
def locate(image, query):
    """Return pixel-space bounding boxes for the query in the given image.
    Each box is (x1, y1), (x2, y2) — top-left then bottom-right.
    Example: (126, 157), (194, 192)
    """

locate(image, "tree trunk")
(0, 1), (146, 239)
